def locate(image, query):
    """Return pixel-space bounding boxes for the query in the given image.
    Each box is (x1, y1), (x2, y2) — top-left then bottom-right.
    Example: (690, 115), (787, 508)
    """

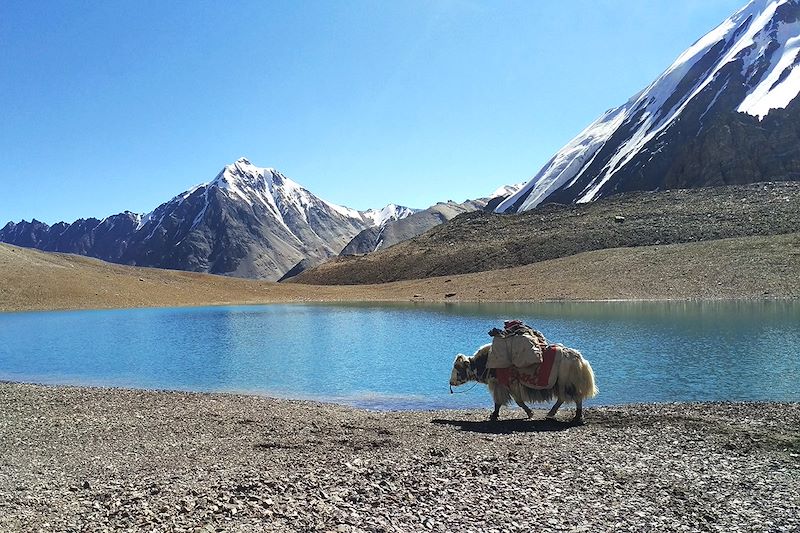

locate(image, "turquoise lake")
(0, 301), (798, 410)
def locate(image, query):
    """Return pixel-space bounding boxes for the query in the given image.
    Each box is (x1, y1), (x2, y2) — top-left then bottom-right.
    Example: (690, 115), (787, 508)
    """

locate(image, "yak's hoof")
(489, 415), (499, 422)
(545, 414), (558, 421)
(570, 417), (585, 426)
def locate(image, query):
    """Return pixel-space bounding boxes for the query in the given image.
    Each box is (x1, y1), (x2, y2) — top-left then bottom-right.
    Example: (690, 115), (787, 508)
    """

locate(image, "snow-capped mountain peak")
(206, 157), (364, 225)
(214, 158), (296, 207)
(211, 158), (419, 228)
(125, 158), (395, 279)
(497, 0), (800, 213)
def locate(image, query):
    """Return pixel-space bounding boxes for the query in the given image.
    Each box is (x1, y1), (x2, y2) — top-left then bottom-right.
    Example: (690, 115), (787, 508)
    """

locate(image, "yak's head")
(449, 353), (473, 388)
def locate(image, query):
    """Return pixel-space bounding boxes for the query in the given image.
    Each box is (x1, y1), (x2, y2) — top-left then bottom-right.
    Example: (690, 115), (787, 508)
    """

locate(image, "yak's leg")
(545, 399), (564, 420)
(572, 399), (584, 424)
(490, 403), (502, 421)
(514, 397), (533, 418)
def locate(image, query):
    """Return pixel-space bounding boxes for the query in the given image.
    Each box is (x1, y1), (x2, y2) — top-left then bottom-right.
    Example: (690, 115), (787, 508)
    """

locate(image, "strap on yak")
(449, 381), (479, 394)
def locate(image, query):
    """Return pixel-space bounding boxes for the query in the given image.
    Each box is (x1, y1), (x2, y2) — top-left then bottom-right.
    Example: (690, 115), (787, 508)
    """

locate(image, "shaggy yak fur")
(450, 343), (598, 423)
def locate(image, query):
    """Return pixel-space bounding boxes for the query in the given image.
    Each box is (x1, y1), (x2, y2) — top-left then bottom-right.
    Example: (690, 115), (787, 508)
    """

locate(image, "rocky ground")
(0, 382), (797, 532)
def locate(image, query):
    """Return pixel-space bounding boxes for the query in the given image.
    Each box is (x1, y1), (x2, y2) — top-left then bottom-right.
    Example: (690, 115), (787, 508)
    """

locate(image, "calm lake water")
(0, 302), (798, 410)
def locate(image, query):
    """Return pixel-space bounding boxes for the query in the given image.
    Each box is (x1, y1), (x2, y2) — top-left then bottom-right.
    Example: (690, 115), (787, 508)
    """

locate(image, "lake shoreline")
(1, 382), (798, 532)
(3, 295), (799, 315)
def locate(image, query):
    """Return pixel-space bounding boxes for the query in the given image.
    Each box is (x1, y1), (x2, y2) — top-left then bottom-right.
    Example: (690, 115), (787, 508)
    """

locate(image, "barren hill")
(289, 182), (800, 285)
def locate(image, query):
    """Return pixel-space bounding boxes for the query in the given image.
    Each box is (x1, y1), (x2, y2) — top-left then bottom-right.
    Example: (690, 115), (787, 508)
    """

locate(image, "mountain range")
(0, 159), (512, 280)
(498, 0), (800, 212)
(3, 0), (799, 281)
(0, 159), (419, 280)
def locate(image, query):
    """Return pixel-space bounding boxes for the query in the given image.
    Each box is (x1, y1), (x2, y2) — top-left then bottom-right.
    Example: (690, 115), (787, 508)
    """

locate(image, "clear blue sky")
(1, 0), (746, 224)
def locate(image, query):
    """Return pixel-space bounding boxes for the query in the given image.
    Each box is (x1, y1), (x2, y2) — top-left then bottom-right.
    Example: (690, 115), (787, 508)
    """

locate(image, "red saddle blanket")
(494, 345), (559, 389)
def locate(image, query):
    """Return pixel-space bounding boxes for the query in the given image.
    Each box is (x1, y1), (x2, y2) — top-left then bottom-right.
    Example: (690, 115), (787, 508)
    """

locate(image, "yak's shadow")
(431, 417), (581, 435)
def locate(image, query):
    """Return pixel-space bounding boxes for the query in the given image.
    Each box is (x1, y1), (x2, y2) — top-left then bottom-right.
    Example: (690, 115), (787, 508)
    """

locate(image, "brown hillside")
(290, 182), (800, 285)
(2, 233), (799, 312)
(0, 244), (346, 312)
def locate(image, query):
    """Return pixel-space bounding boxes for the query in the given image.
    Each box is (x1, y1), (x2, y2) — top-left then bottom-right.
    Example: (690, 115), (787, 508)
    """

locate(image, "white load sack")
(488, 334), (543, 368)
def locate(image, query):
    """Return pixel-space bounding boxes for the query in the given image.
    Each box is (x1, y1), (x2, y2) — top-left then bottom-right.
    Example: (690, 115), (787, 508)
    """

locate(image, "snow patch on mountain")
(491, 182), (526, 199)
(361, 204), (417, 228)
(737, 7), (800, 117)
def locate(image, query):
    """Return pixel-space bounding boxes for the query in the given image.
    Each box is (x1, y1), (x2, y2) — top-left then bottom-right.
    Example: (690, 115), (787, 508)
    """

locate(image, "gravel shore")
(1, 382), (798, 532)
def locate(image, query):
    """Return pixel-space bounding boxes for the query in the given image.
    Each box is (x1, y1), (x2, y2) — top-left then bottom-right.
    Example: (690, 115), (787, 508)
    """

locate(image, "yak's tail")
(558, 348), (598, 402)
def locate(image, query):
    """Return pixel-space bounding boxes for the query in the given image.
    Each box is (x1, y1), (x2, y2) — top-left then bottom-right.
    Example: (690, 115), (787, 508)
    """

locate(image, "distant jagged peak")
(361, 203), (418, 228)
(129, 157), (391, 241)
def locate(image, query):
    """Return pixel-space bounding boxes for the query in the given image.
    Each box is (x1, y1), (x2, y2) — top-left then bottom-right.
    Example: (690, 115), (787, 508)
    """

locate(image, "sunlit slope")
(4, 229), (796, 312)
(0, 244), (339, 311)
